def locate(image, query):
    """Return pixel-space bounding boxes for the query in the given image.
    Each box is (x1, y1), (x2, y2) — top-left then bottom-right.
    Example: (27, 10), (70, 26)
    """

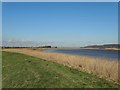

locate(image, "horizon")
(2, 40), (119, 48)
(2, 2), (118, 47)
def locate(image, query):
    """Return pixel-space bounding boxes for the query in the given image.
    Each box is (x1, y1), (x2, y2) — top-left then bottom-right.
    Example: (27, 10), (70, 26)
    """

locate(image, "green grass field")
(2, 51), (118, 88)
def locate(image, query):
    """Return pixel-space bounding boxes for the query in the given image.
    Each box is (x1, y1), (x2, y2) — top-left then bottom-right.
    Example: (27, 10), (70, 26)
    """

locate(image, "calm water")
(44, 49), (119, 60)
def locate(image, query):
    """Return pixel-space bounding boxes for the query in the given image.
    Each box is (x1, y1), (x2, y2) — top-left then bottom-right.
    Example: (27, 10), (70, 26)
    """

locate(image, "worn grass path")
(2, 51), (118, 88)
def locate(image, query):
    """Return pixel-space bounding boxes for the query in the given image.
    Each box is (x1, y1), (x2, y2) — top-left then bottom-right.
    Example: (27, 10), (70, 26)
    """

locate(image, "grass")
(3, 49), (119, 82)
(0, 50), (2, 89)
(2, 51), (119, 88)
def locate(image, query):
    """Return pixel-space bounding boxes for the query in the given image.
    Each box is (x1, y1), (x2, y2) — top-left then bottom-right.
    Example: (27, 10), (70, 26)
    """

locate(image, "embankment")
(2, 48), (119, 83)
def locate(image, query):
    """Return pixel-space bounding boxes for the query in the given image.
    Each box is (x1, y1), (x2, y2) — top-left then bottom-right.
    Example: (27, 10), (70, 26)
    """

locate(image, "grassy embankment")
(3, 48), (118, 83)
(0, 50), (2, 89)
(2, 51), (119, 88)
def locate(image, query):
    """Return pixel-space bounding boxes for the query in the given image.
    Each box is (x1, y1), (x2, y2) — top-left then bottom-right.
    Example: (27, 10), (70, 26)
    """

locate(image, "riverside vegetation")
(2, 51), (119, 88)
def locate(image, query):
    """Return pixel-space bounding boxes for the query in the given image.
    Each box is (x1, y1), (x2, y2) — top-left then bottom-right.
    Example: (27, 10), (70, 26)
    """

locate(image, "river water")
(44, 49), (119, 60)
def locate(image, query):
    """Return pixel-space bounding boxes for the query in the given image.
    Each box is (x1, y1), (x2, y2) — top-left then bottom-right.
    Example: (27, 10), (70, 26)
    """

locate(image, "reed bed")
(3, 48), (119, 82)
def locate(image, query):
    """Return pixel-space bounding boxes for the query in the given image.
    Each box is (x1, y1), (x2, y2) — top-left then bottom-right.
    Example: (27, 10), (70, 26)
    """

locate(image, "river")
(44, 49), (119, 60)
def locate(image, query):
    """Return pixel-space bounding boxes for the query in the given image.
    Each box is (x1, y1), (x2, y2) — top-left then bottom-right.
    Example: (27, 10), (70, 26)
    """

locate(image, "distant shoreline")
(1, 47), (120, 51)
(1, 43), (120, 52)
(80, 47), (120, 51)
(81, 44), (120, 51)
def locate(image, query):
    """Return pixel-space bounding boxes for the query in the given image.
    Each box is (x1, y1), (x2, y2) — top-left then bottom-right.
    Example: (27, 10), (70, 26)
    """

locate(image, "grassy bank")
(2, 51), (118, 88)
(3, 48), (118, 82)
(0, 51), (2, 89)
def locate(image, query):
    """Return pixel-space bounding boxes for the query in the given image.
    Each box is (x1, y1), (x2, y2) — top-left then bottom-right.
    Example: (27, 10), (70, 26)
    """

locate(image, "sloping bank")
(3, 48), (119, 83)
(2, 51), (118, 88)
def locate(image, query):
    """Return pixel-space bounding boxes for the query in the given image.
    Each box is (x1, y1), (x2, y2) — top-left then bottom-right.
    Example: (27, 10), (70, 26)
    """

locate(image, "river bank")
(3, 51), (119, 88)
(2, 48), (119, 83)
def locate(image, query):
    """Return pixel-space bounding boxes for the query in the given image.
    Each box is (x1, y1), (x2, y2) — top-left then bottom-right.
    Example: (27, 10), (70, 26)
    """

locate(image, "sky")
(0, 2), (2, 46)
(2, 2), (118, 47)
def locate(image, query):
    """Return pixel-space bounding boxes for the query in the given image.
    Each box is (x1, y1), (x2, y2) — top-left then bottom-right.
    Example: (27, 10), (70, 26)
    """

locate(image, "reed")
(3, 48), (119, 82)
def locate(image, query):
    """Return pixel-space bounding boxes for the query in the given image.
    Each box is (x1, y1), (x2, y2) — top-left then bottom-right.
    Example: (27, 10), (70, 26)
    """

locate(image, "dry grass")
(2, 48), (119, 83)
(105, 48), (120, 51)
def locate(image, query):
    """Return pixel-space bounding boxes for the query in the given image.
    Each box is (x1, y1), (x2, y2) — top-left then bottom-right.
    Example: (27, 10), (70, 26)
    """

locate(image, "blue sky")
(2, 2), (118, 47)
(0, 2), (2, 46)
